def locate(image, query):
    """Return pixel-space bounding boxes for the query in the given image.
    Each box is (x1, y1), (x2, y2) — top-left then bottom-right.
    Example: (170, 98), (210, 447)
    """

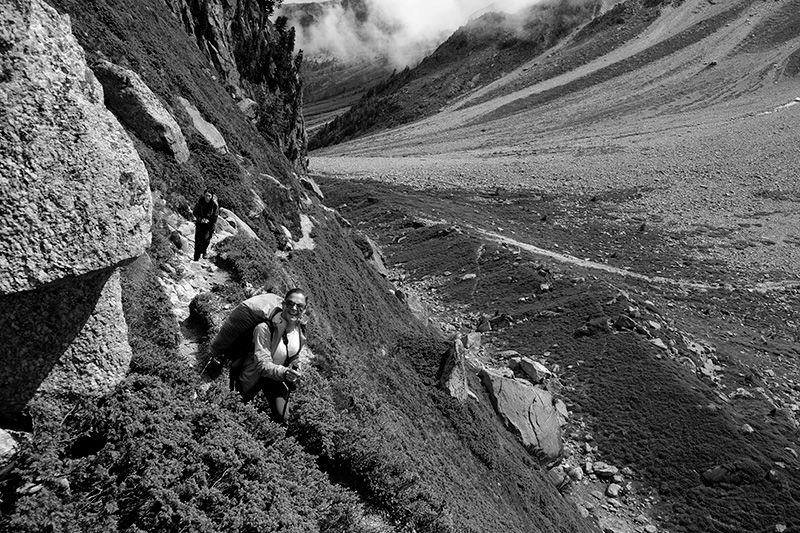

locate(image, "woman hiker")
(192, 188), (219, 260)
(220, 289), (308, 425)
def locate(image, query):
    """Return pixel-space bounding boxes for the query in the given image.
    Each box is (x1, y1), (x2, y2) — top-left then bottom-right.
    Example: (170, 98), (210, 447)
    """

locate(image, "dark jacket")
(193, 195), (219, 226)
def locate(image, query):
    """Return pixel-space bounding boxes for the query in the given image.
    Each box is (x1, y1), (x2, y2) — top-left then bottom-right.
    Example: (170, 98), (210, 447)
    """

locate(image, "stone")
(351, 231), (388, 277)
(517, 357), (553, 383)
(218, 208), (258, 240)
(645, 526), (658, 533)
(465, 332), (482, 350)
(237, 97), (258, 120)
(462, 273), (477, 281)
(0, 0), (150, 422)
(0, 429), (18, 464)
(300, 175), (325, 199)
(406, 292), (428, 322)
(615, 314), (637, 330)
(568, 466), (584, 481)
(177, 96), (228, 152)
(439, 340), (470, 401)
(489, 313), (513, 329)
(91, 59), (189, 163)
(649, 338), (669, 350)
(606, 483), (622, 497)
(476, 319), (492, 332)
(592, 462), (619, 478)
(169, 230), (189, 251)
(555, 399), (569, 422)
(0, 0), (152, 294)
(740, 423), (755, 435)
(479, 368), (563, 466)
(776, 524), (787, 532)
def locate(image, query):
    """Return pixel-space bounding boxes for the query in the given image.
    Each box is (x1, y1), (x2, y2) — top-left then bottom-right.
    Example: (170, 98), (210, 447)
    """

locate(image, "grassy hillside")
(0, 1), (596, 531)
(316, 175), (800, 533)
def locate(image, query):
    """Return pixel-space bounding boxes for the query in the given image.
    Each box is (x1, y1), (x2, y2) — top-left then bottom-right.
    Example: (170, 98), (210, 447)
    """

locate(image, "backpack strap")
(265, 307), (304, 363)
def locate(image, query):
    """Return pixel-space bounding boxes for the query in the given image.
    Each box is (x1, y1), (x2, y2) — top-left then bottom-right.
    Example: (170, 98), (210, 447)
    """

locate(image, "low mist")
(281, 0), (567, 68)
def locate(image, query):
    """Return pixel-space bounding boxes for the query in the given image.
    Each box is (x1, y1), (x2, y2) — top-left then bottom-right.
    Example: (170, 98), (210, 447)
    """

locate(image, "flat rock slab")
(480, 368), (563, 466)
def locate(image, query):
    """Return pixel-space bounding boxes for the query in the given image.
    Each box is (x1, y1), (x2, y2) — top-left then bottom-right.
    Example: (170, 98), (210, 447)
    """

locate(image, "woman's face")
(204, 192), (213, 202)
(281, 293), (307, 324)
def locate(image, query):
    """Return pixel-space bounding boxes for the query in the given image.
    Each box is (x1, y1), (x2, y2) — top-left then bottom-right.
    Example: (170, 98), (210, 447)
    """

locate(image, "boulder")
(300, 175), (325, 199)
(405, 291), (428, 322)
(177, 96), (228, 153)
(0, 429), (18, 464)
(439, 340), (470, 401)
(0, 0), (151, 422)
(218, 208), (259, 240)
(237, 97), (258, 120)
(592, 461), (619, 479)
(91, 59), (189, 163)
(351, 231), (388, 277)
(0, 0), (152, 294)
(465, 332), (482, 350)
(479, 368), (563, 466)
(516, 357), (553, 383)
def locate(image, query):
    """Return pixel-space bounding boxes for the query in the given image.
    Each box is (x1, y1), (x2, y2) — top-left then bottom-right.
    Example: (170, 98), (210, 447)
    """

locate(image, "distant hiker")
(211, 289), (308, 424)
(192, 189), (219, 260)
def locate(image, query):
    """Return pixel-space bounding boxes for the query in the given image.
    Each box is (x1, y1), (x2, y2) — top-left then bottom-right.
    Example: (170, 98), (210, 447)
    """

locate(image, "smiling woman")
(213, 290), (309, 423)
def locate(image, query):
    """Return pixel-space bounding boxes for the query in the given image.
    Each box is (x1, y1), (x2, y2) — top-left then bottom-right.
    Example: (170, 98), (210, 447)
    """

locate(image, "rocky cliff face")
(163, 0), (307, 168)
(0, 0), (152, 424)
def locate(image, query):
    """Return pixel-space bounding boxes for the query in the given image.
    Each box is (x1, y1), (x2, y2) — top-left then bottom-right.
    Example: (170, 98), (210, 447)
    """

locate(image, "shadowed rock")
(479, 368), (564, 467)
(439, 339), (470, 401)
(0, 0), (151, 424)
(91, 59), (189, 163)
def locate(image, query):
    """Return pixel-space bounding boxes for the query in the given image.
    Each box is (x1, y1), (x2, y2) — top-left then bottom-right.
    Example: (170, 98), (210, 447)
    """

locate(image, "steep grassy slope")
(0, 1), (597, 531)
(316, 176), (800, 533)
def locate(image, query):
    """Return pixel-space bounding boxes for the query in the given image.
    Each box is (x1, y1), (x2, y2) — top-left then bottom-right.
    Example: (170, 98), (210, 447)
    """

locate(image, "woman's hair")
(203, 188), (214, 196)
(284, 288), (307, 302)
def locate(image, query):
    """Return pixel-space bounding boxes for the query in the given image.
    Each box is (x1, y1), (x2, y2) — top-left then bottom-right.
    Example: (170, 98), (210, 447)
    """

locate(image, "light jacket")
(238, 304), (305, 395)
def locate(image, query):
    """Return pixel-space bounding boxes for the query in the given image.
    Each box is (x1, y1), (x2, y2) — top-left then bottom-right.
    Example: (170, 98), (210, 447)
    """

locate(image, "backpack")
(228, 307), (306, 392)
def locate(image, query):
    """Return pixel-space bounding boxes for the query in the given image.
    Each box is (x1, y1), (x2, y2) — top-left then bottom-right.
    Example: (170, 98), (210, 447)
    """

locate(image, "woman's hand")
(284, 368), (301, 383)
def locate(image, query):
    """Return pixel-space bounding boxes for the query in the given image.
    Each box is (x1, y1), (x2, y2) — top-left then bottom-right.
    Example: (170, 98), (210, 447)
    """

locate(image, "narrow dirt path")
(472, 226), (800, 292)
(158, 215), (233, 374)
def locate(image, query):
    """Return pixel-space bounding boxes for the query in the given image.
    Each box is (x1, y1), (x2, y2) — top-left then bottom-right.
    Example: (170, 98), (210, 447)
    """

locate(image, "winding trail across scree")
(472, 226), (800, 293)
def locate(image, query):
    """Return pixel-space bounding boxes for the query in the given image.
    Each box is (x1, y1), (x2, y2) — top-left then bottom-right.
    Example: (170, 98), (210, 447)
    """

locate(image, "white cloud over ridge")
(281, 0), (549, 68)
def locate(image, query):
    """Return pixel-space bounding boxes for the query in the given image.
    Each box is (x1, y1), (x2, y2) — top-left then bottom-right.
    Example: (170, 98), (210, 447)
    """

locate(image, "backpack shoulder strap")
(266, 307), (282, 335)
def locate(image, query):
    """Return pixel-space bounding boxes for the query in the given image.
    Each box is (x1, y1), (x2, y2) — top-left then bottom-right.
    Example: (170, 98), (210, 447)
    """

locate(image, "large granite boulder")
(479, 368), (564, 467)
(0, 0), (152, 293)
(0, 0), (151, 424)
(91, 59), (190, 163)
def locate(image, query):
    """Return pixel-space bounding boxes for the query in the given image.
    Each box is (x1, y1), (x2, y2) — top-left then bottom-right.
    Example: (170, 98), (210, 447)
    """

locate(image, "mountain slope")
(0, 1), (599, 531)
(307, 0), (800, 532)
(309, 0), (609, 149)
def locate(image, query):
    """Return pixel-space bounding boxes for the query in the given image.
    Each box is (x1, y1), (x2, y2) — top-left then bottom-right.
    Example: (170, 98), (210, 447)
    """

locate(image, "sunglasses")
(284, 300), (306, 311)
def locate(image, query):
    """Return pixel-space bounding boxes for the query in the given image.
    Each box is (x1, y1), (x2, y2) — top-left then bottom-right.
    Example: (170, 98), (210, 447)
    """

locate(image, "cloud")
(281, 0), (552, 68)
